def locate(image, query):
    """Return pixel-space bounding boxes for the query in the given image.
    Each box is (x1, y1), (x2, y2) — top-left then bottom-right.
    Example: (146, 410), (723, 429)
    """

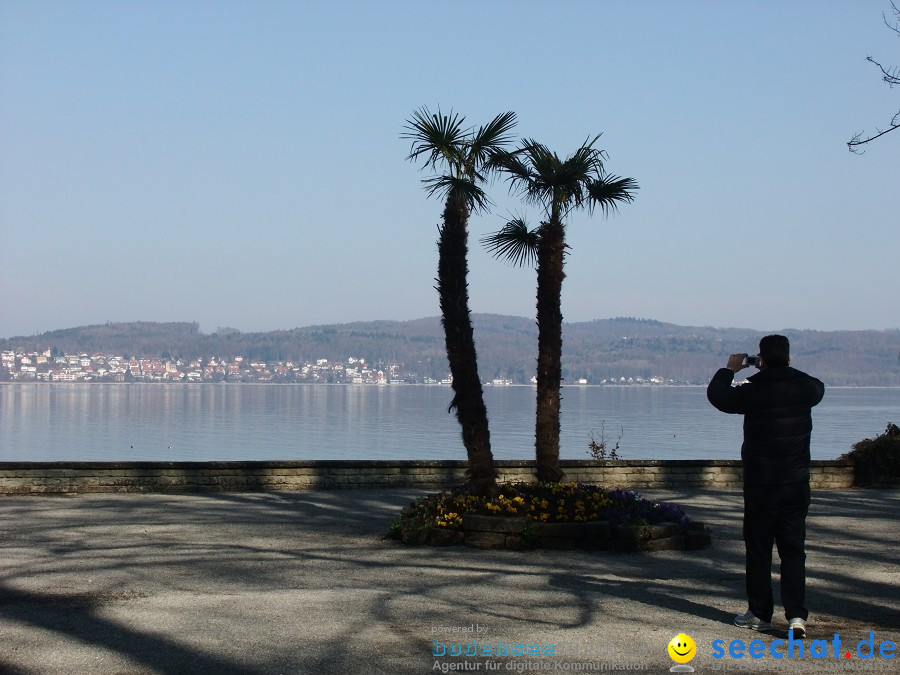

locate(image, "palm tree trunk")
(437, 192), (497, 495)
(534, 217), (566, 483)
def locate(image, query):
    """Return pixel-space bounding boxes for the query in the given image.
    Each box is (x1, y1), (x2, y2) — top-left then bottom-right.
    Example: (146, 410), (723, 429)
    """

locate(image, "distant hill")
(2, 316), (898, 386)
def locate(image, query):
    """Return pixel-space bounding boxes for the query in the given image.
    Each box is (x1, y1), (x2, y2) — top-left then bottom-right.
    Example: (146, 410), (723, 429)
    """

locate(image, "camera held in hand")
(744, 355), (759, 367)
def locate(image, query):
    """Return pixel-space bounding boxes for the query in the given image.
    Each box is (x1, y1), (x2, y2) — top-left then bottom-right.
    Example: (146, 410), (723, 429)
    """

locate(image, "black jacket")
(707, 366), (825, 484)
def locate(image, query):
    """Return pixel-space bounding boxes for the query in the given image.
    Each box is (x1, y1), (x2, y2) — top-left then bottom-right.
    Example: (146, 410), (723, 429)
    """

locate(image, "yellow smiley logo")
(667, 633), (696, 664)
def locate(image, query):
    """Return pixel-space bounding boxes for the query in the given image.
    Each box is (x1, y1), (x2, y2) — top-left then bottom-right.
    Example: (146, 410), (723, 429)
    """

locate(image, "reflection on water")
(0, 384), (896, 462)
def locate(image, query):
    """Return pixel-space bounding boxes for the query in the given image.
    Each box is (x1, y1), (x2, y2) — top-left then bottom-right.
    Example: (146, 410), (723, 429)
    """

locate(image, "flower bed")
(388, 482), (711, 551)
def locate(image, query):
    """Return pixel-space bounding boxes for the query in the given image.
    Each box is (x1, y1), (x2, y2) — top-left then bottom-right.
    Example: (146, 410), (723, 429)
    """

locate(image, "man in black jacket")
(707, 335), (824, 638)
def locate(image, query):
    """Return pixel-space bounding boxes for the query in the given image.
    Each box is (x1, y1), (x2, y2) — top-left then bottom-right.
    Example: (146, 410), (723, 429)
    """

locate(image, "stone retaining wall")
(0, 459), (854, 494)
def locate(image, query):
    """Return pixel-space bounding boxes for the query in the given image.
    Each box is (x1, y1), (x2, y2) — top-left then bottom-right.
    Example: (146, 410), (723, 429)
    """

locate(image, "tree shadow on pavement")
(0, 488), (897, 673)
(0, 583), (261, 674)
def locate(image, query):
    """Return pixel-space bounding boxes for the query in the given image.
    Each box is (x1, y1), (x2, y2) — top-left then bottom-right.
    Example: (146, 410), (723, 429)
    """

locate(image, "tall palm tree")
(402, 107), (517, 495)
(484, 136), (637, 482)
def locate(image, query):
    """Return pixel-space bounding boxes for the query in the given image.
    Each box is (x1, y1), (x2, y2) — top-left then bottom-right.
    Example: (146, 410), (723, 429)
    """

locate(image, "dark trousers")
(743, 481), (810, 622)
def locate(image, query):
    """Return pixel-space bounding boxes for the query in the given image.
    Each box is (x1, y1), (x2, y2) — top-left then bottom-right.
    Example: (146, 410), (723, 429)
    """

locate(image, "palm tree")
(402, 107), (517, 495)
(484, 136), (637, 482)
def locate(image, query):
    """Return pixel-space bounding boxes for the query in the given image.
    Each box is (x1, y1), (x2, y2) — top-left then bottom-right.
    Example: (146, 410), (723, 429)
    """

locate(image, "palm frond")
(468, 111), (518, 169)
(483, 147), (517, 173)
(501, 136), (631, 219)
(519, 140), (560, 177)
(481, 217), (539, 267)
(585, 175), (639, 217)
(422, 175), (492, 212)
(516, 140), (565, 203)
(402, 106), (467, 171)
(492, 150), (533, 184)
(556, 142), (606, 190)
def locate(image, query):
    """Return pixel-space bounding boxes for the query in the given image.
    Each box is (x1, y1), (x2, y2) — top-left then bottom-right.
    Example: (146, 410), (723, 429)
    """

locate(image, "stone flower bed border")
(422, 513), (711, 551)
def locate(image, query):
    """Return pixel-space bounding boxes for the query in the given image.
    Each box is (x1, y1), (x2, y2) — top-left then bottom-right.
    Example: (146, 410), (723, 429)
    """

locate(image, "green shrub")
(840, 423), (900, 486)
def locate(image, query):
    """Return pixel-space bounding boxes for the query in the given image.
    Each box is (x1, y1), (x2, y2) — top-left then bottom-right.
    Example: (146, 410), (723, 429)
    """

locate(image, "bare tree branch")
(848, 123), (900, 152)
(868, 56), (900, 86)
(883, 0), (900, 35)
(848, 2), (900, 152)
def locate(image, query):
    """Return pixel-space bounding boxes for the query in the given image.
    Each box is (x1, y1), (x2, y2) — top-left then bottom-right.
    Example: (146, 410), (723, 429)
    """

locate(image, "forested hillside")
(2, 316), (898, 386)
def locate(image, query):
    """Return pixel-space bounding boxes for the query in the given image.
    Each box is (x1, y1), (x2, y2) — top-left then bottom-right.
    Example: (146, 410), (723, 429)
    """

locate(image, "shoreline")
(2, 381), (898, 389)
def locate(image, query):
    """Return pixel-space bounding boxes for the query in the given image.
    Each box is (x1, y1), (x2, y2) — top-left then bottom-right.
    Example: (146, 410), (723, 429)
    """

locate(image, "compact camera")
(744, 355), (759, 367)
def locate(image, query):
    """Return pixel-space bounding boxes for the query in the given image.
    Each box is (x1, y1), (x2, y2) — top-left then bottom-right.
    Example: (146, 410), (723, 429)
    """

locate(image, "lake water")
(0, 384), (896, 462)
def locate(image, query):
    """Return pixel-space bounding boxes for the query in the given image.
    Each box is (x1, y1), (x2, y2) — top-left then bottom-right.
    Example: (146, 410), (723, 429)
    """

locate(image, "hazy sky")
(2, 1), (897, 338)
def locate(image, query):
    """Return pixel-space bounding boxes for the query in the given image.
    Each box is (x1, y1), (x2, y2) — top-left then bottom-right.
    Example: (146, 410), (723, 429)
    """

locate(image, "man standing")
(707, 335), (824, 638)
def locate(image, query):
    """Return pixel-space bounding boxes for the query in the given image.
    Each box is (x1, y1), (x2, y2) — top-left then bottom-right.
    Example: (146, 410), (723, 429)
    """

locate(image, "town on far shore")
(1, 349), (682, 386)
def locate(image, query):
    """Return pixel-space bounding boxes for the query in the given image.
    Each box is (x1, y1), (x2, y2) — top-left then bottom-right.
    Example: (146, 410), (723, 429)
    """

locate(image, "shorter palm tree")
(484, 136), (637, 482)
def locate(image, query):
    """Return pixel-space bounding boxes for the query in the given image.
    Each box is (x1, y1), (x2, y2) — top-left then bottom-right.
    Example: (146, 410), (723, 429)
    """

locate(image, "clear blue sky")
(1, 0), (897, 338)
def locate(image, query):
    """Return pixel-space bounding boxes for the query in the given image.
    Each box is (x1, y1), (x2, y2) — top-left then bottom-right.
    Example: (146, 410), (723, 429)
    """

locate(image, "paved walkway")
(1, 489), (898, 674)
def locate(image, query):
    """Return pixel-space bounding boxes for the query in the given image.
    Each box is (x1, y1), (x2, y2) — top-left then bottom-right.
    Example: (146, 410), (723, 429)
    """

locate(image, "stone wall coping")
(0, 459), (858, 494)
(0, 459), (853, 470)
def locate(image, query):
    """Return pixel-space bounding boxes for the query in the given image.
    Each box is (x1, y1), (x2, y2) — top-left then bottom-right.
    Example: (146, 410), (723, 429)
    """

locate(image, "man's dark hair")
(759, 334), (790, 367)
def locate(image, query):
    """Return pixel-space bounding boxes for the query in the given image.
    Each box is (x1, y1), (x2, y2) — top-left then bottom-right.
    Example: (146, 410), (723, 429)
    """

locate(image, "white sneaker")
(734, 610), (772, 631)
(788, 617), (807, 638)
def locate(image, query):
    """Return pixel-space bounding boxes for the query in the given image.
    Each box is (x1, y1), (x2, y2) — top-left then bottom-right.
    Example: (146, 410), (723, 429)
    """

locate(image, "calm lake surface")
(0, 384), (896, 462)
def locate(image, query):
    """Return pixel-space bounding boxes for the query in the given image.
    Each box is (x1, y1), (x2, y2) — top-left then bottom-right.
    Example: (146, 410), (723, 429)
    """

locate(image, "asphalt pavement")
(1, 488), (898, 674)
